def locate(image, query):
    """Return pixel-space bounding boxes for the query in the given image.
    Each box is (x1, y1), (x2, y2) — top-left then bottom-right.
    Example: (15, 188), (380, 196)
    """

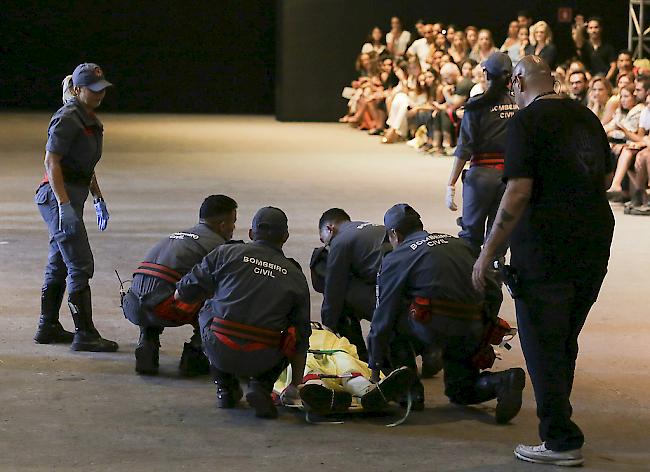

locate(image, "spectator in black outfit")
(586, 17), (617, 81)
(473, 55), (614, 467)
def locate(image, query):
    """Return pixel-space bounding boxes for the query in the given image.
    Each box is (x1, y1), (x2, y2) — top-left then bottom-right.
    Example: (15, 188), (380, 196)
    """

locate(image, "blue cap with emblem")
(252, 207), (289, 238)
(72, 63), (113, 92)
(384, 203), (421, 231)
(481, 52), (513, 77)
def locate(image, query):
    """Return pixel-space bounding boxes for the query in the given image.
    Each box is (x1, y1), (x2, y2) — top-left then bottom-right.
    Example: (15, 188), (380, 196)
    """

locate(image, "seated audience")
(434, 32), (448, 51)
(469, 29), (498, 63)
(570, 25), (591, 70)
(386, 16), (411, 58)
(507, 27), (530, 66)
(383, 58), (425, 143)
(606, 79), (650, 202)
(361, 27), (388, 58)
(568, 70), (589, 105)
(414, 19), (426, 38)
(446, 24), (457, 45)
(460, 59), (477, 81)
(465, 26), (479, 50)
(517, 10), (533, 30)
(525, 21), (557, 69)
(587, 75), (613, 121)
(427, 62), (473, 154)
(612, 50), (634, 86)
(501, 20), (520, 51)
(602, 72), (636, 126)
(448, 31), (469, 64)
(407, 23), (435, 70)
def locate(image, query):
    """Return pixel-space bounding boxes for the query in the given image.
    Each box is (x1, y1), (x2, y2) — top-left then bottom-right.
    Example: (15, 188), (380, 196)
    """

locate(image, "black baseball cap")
(481, 52), (513, 77)
(72, 63), (113, 92)
(384, 203), (421, 231)
(251, 207), (288, 237)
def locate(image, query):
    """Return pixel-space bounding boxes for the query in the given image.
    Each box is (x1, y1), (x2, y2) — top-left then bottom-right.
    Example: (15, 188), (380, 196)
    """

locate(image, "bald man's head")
(511, 55), (556, 108)
(513, 55), (552, 78)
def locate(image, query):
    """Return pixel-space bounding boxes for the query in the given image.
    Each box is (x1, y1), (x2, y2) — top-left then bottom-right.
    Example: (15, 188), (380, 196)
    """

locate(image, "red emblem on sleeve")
(94, 67), (103, 77)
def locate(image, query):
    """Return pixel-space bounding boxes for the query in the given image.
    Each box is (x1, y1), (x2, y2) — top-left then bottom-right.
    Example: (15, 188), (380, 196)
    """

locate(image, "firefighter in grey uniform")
(34, 63), (117, 352)
(175, 207), (311, 419)
(316, 209), (387, 362)
(121, 195), (237, 376)
(446, 52), (518, 257)
(368, 204), (525, 423)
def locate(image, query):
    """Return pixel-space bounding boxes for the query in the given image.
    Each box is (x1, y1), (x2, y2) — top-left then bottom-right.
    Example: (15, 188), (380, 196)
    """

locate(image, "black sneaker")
(363, 367), (415, 412)
(299, 384), (352, 415)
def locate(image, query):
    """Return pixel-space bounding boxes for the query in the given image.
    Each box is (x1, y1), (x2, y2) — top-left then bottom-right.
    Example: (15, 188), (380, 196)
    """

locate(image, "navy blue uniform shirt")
(454, 93), (518, 161)
(131, 223), (226, 305)
(367, 232), (487, 369)
(320, 221), (386, 328)
(177, 241), (312, 354)
(45, 98), (104, 185)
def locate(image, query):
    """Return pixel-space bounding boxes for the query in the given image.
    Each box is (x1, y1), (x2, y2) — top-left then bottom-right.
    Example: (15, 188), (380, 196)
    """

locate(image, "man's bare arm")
(472, 177), (533, 292)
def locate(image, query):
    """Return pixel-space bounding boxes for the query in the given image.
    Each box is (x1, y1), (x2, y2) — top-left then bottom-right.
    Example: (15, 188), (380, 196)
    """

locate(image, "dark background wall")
(0, 0), (276, 114)
(276, 0), (629, 121)
(0, 1), (628, 118)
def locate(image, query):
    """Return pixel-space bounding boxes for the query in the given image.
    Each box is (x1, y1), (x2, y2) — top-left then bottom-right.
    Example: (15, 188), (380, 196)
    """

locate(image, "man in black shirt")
(472, 55), (614, 467)
(586, 17), (616, 80)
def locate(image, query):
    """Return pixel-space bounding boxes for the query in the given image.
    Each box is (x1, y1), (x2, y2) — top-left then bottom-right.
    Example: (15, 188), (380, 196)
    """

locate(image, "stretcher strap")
(302, 372), (363, 383)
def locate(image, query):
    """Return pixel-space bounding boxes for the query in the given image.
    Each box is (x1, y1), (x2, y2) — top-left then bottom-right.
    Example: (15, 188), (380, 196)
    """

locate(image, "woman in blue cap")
(445, 52), (518, 259)
(33, 63), (118, 352)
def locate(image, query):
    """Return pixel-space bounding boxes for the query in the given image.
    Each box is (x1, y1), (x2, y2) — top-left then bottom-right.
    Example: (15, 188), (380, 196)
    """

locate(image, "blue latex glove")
(94, 198), (109, 231)
(58, 202), (79, 236)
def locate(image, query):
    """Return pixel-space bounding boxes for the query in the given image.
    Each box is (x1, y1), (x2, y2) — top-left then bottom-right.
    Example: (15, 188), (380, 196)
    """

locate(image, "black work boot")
(135, 326), (162, 375)
(179, 328), (210, 376)
(362, 366), (415, 412)
(69, 287), (119, 352)
(210, 365), (243, 408)
(475, 368), (526, 424)
(34, 284), (74, 344)
(420, 346), (443, 378)
(299, 384), (352, 415)
(246, 379), (278, 419)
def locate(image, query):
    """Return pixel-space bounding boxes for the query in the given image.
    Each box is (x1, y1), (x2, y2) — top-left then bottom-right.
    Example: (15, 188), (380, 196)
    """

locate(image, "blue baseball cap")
(252, 207), (288, 237)
(481, 52), (513, 77)
(384, 203), (421, 231)
(72, 63), (113, 92)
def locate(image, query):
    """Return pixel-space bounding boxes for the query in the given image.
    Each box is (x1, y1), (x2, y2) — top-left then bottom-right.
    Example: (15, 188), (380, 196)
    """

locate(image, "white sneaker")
(514, 443), (584, 467)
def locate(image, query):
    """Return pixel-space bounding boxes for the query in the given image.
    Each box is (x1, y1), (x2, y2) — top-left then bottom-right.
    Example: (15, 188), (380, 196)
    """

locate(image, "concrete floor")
(0, 114), (648, 472)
